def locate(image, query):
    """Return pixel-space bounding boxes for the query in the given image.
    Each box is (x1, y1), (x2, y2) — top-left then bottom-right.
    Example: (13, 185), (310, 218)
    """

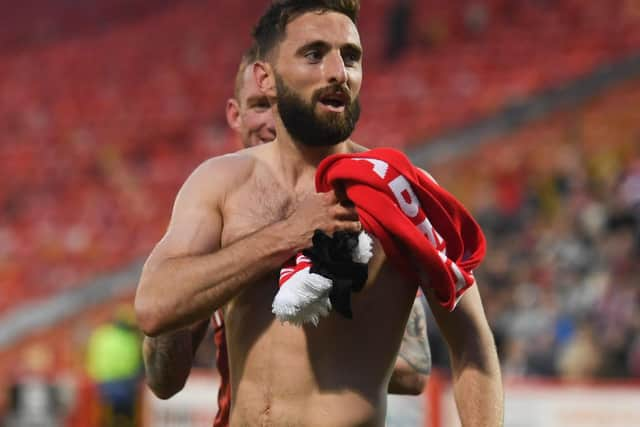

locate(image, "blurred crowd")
(427, 82), (640, 380)
(483, 144), (640, 379)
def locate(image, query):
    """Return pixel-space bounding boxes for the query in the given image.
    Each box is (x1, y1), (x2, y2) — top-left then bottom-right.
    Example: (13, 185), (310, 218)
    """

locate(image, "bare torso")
(218, 143), (418, 426)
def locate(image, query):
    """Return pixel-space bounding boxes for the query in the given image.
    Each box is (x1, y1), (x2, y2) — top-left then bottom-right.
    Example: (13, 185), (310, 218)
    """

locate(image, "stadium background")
(1, 0), (639, 426)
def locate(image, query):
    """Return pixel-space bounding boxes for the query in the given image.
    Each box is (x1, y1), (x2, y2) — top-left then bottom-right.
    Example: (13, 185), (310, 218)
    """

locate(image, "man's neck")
(274, 128), (351, 190)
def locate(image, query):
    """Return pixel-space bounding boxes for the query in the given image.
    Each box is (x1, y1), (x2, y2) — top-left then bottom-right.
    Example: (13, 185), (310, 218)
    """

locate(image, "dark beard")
(275, 74), (360, 147)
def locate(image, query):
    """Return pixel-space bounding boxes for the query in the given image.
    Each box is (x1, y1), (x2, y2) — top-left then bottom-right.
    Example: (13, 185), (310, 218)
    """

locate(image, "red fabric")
(315, 148), (486, 311)
(211, 311), (230, 427)
(278, 254), (312, 288)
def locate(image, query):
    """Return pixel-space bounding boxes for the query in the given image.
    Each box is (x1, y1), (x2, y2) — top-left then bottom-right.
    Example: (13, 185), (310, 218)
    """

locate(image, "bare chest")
(220, 172), (296, 248)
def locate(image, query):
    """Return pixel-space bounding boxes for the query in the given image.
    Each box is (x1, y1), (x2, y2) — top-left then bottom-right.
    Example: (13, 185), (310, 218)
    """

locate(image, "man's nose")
(265, 115), (276, 137)
(325, 50), (347, 86)
(259, 114), (276, 141)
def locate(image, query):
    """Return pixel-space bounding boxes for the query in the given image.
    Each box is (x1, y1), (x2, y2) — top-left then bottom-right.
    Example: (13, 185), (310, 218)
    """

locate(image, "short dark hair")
(253, 0), (360, 60)
(233, 44), (259, 100)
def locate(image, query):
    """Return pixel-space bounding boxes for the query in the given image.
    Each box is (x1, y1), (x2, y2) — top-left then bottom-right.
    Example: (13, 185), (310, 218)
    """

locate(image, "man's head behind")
(226, 45), (276, 148)
(252, 0), (363, 147)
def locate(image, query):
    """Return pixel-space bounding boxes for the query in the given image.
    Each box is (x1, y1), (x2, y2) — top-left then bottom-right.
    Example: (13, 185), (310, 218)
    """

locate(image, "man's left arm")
(428, 285), (504, 426)
(388, 295), (431, 395)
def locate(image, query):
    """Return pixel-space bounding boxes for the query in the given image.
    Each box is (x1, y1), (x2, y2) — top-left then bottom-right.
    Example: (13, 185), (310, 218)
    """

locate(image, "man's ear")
(226, 98), (242, 132)
(254, 61), (277, 99)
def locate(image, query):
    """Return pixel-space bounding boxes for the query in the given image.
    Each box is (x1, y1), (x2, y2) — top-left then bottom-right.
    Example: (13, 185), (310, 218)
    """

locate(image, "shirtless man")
(141, 45), (431, 426)
(135, 1), (503, 426)
(227, 45), (431, 393)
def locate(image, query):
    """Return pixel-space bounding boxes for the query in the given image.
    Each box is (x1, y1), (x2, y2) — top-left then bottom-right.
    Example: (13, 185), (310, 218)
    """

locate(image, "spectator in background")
(617, 154), (640, 251)
(556, 321), (602, 379)
(385, 0), (413, 61)
(464, 2), (489, 37)
(85, 305), (142, 427)
(4, 345), (65, 427)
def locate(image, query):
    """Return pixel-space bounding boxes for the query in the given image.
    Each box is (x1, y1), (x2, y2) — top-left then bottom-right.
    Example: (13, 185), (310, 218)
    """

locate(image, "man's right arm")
(138, 156), (287, 398)
(135, 156), (290, 336)
(134, 155), (361, 337)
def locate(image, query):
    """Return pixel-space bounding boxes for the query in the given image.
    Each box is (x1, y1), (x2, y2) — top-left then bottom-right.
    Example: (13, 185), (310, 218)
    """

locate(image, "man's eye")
(305, 50), (322, 62)
(343, 52), (360, 66)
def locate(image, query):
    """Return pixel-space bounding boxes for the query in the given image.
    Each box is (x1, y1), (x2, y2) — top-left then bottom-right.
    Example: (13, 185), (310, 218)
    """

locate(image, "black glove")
(303, 230), (368, 319)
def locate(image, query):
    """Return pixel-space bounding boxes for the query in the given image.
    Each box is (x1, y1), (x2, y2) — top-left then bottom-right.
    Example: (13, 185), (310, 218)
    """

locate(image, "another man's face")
(273, 11), (363, 147)
(227, 65), (276, 148)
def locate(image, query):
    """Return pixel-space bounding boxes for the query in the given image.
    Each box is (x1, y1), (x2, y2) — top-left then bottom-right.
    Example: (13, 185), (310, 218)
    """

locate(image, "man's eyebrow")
(295, 40), (363, 58)
(295, 40), (331, 55)
(342, 43), (363, 58)
(246, 95), (269, 106)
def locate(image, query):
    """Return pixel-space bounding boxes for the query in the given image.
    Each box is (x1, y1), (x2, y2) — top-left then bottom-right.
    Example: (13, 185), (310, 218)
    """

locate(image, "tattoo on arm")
(398, 296), (431, 375)
(144, 330), (195, 394)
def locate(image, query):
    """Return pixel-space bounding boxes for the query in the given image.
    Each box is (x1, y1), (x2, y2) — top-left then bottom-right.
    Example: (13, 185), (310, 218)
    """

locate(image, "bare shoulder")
(188, 151), (256, 189)
(347, 140), (370, 154)
(178, 151), (257, 206)
(149, 150), (260, 260)
(417, 167), (438, 183)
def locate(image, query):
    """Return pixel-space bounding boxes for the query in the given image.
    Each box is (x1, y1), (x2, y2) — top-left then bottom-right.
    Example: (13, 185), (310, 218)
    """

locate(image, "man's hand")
(286, 190), (362, 252)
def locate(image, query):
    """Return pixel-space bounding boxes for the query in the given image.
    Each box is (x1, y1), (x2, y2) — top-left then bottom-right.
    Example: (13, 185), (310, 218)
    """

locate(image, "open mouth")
(319, 92), (348, 112)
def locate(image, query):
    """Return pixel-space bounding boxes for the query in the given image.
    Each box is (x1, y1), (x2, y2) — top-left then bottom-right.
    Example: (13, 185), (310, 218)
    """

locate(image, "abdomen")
(226, 264), (416, 426)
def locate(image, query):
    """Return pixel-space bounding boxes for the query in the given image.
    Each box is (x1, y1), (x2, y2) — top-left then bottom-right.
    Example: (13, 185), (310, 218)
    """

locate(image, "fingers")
(322, 189), (354, 207)
(322, 190), (360, 233)
(336, 220), (362, 234)
(331, 204), (359, 221)
(302, 190), (361, 236)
